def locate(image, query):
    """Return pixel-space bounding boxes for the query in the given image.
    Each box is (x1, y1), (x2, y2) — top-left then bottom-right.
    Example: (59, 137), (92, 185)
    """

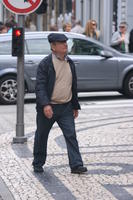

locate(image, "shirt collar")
(52, 53), (68, 61)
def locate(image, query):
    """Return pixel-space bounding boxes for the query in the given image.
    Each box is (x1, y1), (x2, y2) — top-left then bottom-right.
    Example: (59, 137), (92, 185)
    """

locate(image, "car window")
(0, 40), (28, 55)
(0, 41), (12, 55)
(68, 38), (103, 55)
(26, 38), (51, 54)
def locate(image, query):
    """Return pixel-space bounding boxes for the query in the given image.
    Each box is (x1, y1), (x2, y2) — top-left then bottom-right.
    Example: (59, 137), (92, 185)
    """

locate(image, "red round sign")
(2, 0), (43, 14)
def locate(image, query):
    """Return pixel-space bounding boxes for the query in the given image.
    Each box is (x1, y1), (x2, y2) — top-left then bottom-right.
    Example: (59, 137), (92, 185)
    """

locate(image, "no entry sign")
(2, 0), (43, 14)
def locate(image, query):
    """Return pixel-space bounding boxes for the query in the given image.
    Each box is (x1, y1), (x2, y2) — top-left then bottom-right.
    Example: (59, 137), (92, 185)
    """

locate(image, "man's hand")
(43, 105), (53, 119)
(73, 110), (79, 119)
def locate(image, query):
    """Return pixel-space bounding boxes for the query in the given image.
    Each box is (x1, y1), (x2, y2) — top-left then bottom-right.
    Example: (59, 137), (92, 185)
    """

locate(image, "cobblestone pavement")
(0, 99), (133, 200)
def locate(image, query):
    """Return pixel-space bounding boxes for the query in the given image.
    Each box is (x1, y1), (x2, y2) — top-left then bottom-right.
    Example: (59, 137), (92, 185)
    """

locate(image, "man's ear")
(51, 43), (56, 51)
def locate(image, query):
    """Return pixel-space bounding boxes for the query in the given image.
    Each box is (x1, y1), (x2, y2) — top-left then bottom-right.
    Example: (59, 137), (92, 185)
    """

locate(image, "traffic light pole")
(13, 15), (27, 143)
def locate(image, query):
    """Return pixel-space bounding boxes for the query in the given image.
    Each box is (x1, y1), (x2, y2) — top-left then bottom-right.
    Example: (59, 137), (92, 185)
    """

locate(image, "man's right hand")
(43, 105), (53, 119)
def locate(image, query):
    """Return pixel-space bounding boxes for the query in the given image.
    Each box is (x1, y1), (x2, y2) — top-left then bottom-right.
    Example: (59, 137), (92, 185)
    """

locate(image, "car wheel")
(0, 75), (17, 104)
(123, 72), (133, 98)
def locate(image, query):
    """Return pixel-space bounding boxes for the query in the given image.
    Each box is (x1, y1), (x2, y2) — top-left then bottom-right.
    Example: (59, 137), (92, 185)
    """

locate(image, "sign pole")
(2, 0), (43, 143)
(13, 15), (27, 143)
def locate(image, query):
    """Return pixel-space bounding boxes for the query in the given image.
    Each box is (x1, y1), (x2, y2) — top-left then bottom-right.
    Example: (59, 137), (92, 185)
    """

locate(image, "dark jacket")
(129, 29), (133, 53)
(36, 54), (80, 110)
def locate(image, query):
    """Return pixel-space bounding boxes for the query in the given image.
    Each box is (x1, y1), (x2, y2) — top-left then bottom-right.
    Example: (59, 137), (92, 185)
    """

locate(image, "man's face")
(51, 41), (68, 55)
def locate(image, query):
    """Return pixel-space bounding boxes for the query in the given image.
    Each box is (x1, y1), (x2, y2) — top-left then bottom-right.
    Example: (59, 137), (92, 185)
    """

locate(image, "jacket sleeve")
(35, 58), (50, 107)
(111, 32), (121, 46)
(70, 61), (81, 110)
(129, 30), (133, 52)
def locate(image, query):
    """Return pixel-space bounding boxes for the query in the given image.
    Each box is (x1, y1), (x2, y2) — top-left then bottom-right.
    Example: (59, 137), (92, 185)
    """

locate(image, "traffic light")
(12, 27), (24, 57)
(36, 0), (47, 14)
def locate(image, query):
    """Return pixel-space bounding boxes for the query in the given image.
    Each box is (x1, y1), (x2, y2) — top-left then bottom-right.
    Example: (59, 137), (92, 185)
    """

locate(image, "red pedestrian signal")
(14, 29), (21, 37)
(12, 27), (24, 57)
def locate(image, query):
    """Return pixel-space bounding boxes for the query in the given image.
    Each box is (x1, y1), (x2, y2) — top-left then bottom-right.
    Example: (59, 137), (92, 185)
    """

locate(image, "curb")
(0, 176), (14, 200)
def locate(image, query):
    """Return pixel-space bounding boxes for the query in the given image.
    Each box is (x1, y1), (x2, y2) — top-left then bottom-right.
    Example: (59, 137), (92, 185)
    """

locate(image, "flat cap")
(48, 33), (68, 43)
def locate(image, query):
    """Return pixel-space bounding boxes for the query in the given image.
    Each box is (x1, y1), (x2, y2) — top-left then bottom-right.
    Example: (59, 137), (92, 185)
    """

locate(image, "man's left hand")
(73, 110), (79, 118)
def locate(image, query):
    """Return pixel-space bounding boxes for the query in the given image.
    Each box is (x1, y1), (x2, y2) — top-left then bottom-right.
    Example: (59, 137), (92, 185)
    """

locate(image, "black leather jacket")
(36, 54), (80, 110)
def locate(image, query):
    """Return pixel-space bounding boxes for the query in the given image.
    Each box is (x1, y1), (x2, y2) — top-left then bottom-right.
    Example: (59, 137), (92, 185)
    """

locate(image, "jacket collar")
(49, 53), (72, 63)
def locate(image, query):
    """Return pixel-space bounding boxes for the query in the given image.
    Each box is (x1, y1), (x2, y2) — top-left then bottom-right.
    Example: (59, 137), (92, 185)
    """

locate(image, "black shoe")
(33, 166), (44, 173)
(71, 166), (87, 174)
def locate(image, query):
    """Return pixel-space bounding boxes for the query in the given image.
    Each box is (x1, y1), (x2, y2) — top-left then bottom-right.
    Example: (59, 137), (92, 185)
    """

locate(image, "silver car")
(0, 31), (133, 104)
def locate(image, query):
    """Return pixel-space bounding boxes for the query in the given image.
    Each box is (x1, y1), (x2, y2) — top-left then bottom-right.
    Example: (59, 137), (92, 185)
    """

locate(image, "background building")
(75, 0), (113, 45)
(117, 0), (133, 32)
(1, 0), (133, 45)
(74, 0), (133, 44)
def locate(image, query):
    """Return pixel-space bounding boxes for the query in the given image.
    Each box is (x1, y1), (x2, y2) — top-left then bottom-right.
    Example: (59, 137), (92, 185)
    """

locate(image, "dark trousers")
(32, 102), (83, 169)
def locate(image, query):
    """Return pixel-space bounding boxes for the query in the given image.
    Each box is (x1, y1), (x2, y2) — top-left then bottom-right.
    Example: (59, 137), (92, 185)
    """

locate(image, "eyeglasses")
(119, 26), (126, 28)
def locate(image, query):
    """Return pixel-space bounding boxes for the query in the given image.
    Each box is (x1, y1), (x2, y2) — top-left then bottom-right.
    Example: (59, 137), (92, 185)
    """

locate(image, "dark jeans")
(32, 102), (83, 169)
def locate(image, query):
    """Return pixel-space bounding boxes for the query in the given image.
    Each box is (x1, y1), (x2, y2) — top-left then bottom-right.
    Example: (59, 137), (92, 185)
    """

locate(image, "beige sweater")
(51, 54), (72, 104)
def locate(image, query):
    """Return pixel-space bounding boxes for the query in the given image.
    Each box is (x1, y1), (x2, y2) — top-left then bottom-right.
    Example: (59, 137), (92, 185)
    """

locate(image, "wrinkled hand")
(73, 110), (79, 119)
(43, 105), (53, 119)
(120, 35), (125, 42)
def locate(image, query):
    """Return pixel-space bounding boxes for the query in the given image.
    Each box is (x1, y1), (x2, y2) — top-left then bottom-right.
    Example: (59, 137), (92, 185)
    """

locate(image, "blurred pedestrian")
(129, 29), (133, 53)
(25, 16), (36, 32)
(32, 33), (87, 174)
(84, 19), (100, 40)
(49, 25), (58, 31)
(63, 23), (72, 32)
(5, 16), (18, 33)
(71, 20), (84, 34)
(111, 21), (129, 53)
(0, 24), (8, 34)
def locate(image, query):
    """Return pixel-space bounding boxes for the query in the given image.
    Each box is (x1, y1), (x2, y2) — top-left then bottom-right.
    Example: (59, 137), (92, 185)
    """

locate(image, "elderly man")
(111, 21), (129, 53)
(32, 33), (87, 174)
